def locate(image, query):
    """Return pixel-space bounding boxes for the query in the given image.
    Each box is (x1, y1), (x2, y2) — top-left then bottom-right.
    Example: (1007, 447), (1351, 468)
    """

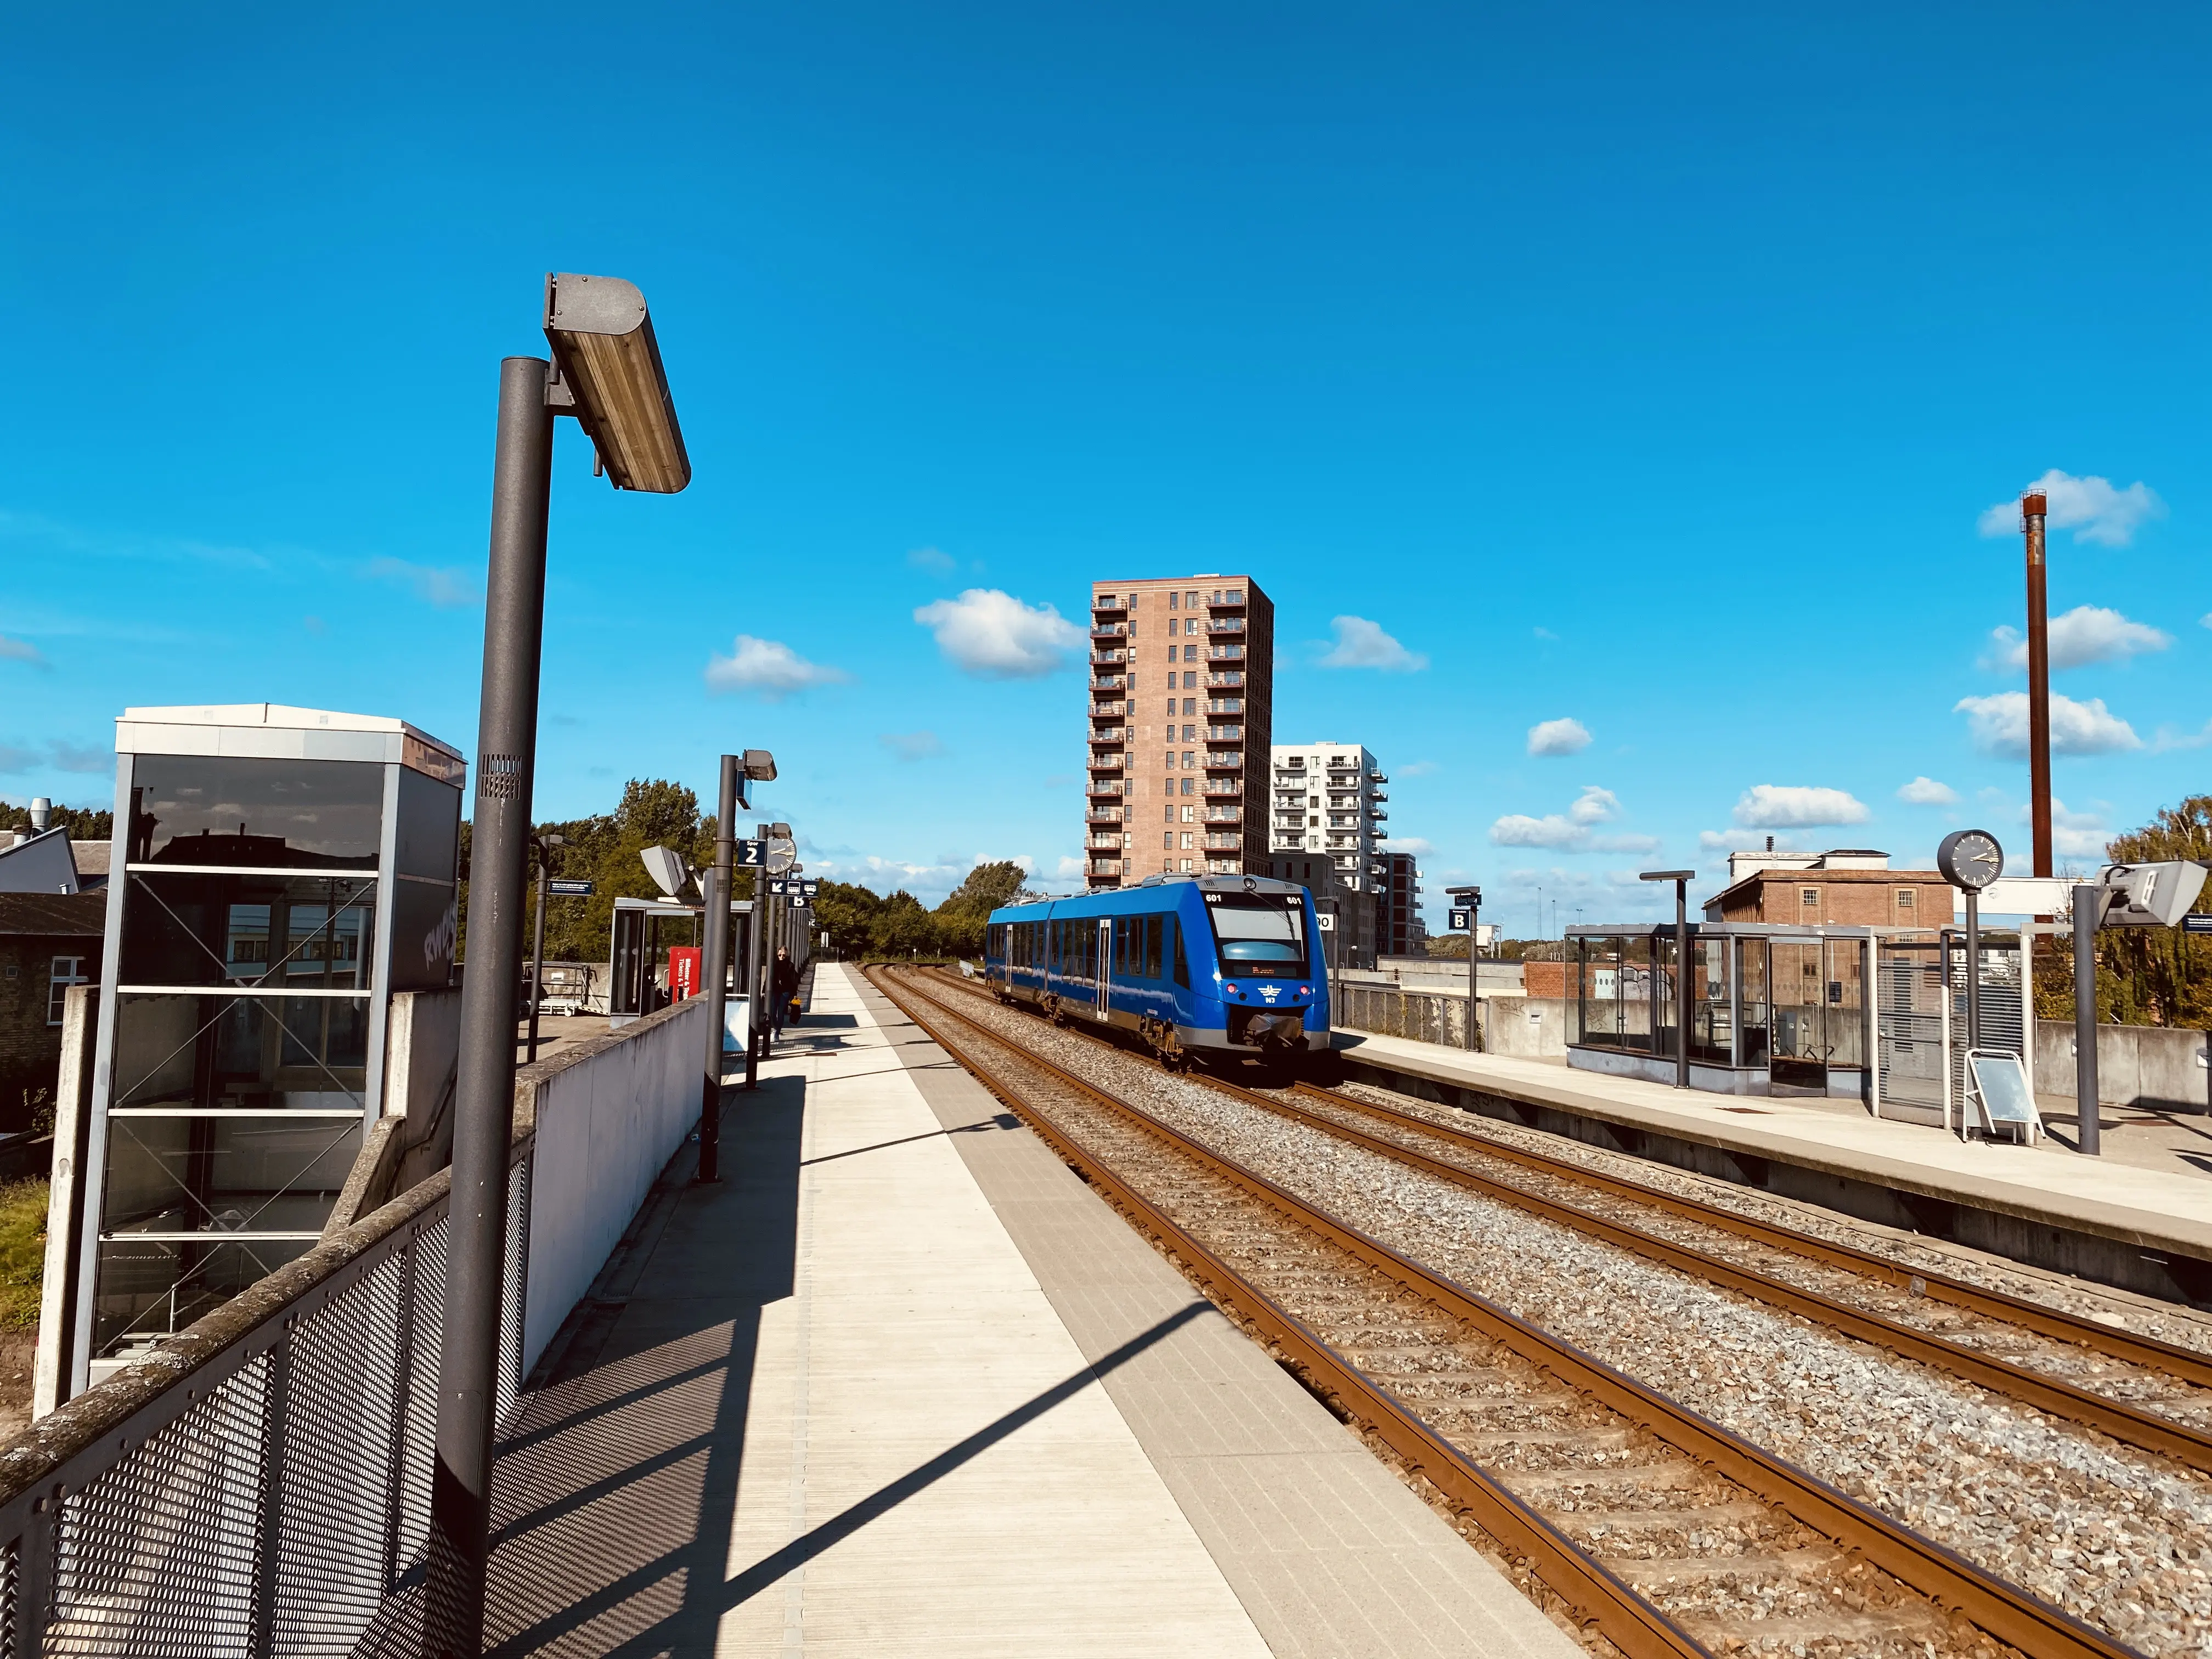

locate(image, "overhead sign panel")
(547, 879), (595, 896)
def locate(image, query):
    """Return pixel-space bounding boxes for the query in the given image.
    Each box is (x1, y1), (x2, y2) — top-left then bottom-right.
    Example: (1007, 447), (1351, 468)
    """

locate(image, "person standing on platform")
(771, 946), (800, 1037)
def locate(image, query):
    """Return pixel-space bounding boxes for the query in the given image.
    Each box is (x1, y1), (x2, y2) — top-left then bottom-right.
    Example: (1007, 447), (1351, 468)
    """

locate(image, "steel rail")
(1285, 1080), (2212, 1393)
(1216, 1084), (2212, 1476)
(919, 966), (2212, 1415)
(879, 968), (2143, 1659)
(863, 967), (1706, 1659)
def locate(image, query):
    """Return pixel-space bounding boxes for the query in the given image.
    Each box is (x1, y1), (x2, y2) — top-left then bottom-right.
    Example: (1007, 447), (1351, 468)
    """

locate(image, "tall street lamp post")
(1641, 871), (1696, 1089)
(526, 832), (566, 1064)
(428, 274), (691, 1657)
(699, 751), (777, 1185)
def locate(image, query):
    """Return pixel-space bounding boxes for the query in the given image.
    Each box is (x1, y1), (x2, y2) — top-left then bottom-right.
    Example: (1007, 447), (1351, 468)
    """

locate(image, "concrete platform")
(1333, 1028), (2212, 1307)
(471, 966), (1577, 1656)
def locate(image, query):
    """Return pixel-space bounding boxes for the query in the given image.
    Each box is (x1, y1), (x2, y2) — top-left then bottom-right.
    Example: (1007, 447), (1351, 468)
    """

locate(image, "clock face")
(1937, 828), (2005, 891)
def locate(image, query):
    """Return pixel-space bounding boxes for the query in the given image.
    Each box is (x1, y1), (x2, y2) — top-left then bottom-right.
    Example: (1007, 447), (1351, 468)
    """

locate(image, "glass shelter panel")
(111, 993), (370, 1112)
(1825, 938), (1867, 1070)
(121, 873), (377, 989)
(1768, 941), (1826, 1085)
(1690, 933), (1732, 1066)
(128, 755), (385, 868)
(1736, 936), (1770, 1066)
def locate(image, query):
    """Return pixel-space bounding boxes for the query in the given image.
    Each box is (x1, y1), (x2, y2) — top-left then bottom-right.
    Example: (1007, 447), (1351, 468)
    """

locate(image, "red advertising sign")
(669, 946), (701, 1002)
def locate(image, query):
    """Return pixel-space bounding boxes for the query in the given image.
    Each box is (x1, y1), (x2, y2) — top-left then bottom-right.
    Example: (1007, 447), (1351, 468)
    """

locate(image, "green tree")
(2032, 794), (2212, 1028)
(929, 859), (1030, 957)
(0, 800), (112, 840)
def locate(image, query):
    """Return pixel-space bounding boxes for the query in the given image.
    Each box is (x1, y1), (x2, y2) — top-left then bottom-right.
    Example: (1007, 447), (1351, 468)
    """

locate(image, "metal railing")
(0, 1142), (531, 1656)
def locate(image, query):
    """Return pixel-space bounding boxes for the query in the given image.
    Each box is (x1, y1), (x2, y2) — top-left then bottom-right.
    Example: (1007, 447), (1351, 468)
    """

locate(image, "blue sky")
(4, 3), (2208, 932)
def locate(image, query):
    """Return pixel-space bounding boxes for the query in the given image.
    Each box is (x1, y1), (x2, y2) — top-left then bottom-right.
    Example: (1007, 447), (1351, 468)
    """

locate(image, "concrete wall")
(2032, 1018), (2211, 1113)
(518, 996), (706, 1375)
(384, 986), (464, 1196)
(1332, 983), (1571, 1059)
(1480, 995), (1570, 1059)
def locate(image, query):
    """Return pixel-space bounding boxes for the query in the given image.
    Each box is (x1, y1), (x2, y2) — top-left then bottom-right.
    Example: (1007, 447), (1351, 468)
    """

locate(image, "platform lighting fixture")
(1640, 871), (1696, 1090)
(432, 272), (691, 1656)
(543, 273), (691, 493)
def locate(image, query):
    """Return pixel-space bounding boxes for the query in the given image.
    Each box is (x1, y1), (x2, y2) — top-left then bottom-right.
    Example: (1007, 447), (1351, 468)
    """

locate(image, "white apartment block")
(1268, 742), (1388, 891)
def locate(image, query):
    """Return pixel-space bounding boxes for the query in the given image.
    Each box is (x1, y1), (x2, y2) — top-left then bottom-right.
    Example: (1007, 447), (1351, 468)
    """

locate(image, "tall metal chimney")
(28, 798), (50, 833)
(2022, 492), (2052, 878)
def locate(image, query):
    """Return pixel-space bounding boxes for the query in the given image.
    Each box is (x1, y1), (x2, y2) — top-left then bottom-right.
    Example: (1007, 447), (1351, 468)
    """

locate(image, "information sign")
(547, 879), (595, 897)
(1447, 908), (1470, 931)
(737, 839), (766, 867)
(2184, 914), (2212, 935)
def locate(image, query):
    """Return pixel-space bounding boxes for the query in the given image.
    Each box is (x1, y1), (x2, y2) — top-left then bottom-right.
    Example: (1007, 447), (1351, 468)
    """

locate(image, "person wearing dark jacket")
(771, 947), (800, 1036)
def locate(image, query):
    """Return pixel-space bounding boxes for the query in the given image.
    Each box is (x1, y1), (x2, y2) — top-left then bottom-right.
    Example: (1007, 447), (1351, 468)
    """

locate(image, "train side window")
(1146, 916), (1161, 978)
(1170, 918), (1190, 988)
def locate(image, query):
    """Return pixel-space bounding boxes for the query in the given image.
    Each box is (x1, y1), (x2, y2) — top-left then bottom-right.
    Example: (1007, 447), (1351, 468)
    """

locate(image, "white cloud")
(1954, 691), (2141, 757)
(1731, 785), (1870, 828)
(2040, 798), (2113, 862)
(906, 546), (956, 574)
(1388, 836), (1436, 855)
(878, 731), (944, 761)
(1977, 469), (2165, 548)
(1398, 760), (1438, 777)
(1897, 776), (1959, 806)
(1490, 813), (1584, 849)
(365, 557), (482, 608)
(1490, 787), (1634, 850)
(1983, 605), (2170, 673)
(1055, 855), (1086, 879)
(1526, 717), (1591, 757)
(704, 635), (851, 699)
(913, 589), (1084, 678)
(0, 635), (49, 669)
(2153, 719), (2212, 753)
(1316, 616), (1427, 672)
(1568, 786), (1620, 825)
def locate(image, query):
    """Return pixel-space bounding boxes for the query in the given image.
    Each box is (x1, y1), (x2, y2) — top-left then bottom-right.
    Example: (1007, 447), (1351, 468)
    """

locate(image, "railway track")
(868, 964), (2155, 1659)
(915, 964), (2212, 1459)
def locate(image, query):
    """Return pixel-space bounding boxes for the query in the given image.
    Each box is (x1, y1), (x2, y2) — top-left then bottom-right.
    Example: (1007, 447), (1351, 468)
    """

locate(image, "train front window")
(1204, 894), (1309, 978)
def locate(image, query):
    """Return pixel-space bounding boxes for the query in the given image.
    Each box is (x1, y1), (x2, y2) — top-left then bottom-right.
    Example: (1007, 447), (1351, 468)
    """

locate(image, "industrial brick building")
(1087, 577), (1274, 888)
(1702, 848), (1955, 929)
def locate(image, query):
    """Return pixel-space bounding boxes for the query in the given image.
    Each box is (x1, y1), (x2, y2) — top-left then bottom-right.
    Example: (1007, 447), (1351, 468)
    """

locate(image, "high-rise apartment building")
(1268, 742), (1387, 888)
(1265, 742), (1390, 967)
(1378, 850), (1425, 957)
(1087, 577), (1274, 889)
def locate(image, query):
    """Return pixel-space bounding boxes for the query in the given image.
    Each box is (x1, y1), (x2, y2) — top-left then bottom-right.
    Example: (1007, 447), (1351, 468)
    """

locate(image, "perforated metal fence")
(0, 1148), (532, 1656)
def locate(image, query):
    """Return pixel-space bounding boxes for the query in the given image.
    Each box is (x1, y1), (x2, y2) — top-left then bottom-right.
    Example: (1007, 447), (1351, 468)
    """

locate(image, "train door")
(1095, 918), (1112, 1020)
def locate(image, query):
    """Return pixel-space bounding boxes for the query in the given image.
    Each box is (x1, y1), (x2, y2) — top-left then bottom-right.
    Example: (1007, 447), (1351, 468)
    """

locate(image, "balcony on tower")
(1204, 672), (1244, 690)
(1205, 588), (1246, 611)
(1204, 616), (1245, 634)
(1090, 727), (1127, 745)
(1203, 725), (1243, 742)
(1203, 749), (1242, 770)
(1201, 778), (1242, 797)
(1089, 673), (1125, 692)
(1088, 753), (1126, 772)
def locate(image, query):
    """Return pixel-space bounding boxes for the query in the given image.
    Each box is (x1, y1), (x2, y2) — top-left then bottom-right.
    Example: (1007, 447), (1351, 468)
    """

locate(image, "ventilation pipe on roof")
(29, 799), (50, 833)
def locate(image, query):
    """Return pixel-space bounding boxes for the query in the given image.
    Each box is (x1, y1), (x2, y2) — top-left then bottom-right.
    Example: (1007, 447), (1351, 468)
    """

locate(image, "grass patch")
(0, 1181), (46, 1330)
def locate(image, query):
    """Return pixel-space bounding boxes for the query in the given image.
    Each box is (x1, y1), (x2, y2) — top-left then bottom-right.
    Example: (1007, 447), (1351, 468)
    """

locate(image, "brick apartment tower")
(1086, 577), (1274, 889)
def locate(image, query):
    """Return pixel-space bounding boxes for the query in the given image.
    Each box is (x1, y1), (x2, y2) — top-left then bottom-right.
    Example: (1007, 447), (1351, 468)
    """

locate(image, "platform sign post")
(1444, 885), (1481, 1052)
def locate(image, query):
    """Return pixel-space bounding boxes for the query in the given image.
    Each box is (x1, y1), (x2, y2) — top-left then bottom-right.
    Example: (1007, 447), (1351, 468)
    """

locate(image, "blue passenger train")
(984, 873), (1329, 1069)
